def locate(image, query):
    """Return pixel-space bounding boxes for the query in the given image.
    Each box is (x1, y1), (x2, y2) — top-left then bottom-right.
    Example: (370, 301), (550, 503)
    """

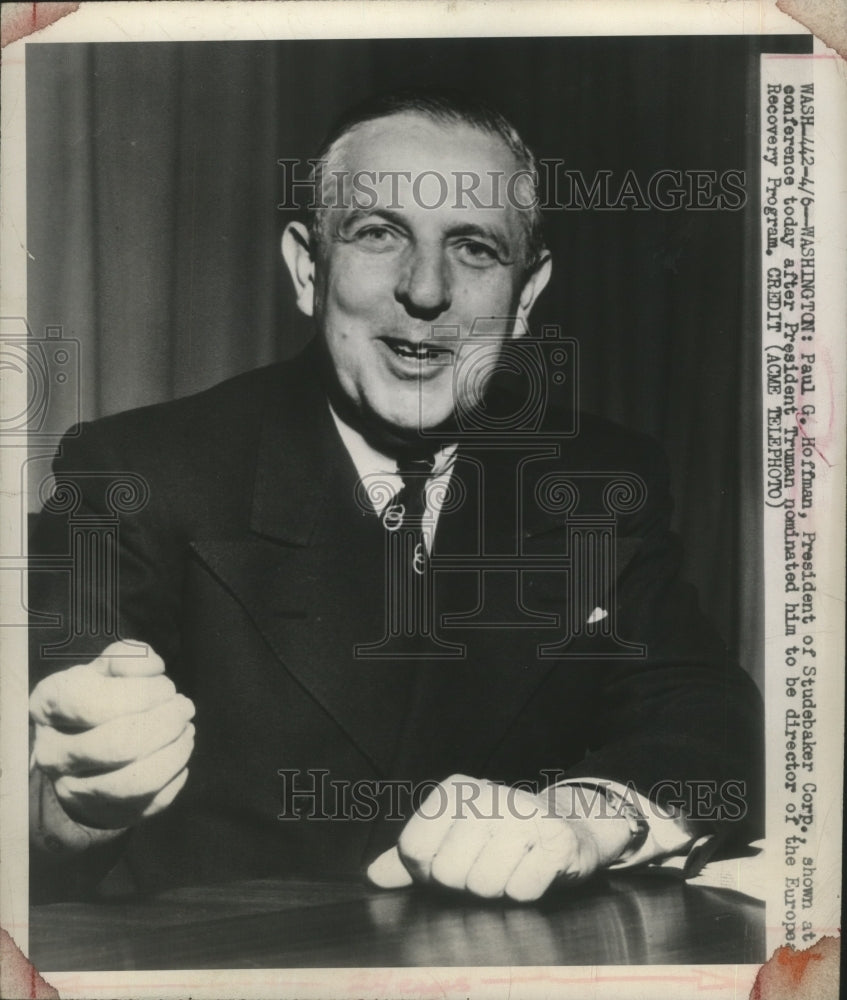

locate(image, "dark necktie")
(381, 454), (436, 575)
(378, 454), (436, 642)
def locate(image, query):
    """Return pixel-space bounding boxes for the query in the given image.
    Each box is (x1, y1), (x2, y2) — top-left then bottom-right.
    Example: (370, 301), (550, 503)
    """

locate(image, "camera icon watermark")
(0, 317), (81, 445)
(416, 320), (578, 442)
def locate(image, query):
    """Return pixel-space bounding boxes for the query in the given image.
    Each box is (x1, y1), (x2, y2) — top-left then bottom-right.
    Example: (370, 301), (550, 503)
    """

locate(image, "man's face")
(284, 112), (550, 444)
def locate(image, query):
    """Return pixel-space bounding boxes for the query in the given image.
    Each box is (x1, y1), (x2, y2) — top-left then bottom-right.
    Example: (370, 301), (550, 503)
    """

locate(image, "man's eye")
(355, 226), (401, 250)
(455, 241), (500, 267)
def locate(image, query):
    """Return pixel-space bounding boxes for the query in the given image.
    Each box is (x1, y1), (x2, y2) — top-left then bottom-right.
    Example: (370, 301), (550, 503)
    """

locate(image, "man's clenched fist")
(367, 774), (632, 902)
(30, 641), (195, 830)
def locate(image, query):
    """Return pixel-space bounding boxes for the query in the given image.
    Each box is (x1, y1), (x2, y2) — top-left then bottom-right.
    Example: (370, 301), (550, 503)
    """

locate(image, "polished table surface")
(29, 873), (764, 970)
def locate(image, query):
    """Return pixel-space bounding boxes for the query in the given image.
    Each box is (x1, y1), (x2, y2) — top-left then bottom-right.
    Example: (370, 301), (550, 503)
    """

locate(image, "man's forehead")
(338, 111), (521, 177)
(326, 112), (530, 227)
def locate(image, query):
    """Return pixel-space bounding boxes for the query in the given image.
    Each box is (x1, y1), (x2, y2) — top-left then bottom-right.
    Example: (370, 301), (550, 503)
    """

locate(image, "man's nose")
(395, 246), (452, 319)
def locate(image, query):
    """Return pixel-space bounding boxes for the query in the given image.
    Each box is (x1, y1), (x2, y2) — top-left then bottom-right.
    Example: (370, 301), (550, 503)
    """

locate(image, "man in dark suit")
(29, 90), (762, 902)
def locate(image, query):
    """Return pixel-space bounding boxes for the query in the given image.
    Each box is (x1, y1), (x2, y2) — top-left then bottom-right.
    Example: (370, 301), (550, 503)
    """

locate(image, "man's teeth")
(394, 342), (425, 358)
(387, 340), (441, 359)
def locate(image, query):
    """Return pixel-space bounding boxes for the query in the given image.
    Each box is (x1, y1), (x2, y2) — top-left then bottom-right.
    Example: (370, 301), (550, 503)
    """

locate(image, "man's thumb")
(366, 846), (414, 889)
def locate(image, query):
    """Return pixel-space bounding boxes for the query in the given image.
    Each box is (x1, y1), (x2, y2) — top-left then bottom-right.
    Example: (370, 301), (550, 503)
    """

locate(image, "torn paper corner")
(777, 0), (847, 60)
(0, 2), (81, 49)
(749, 934), (840, 1000)
(0, 927), (61, 1000)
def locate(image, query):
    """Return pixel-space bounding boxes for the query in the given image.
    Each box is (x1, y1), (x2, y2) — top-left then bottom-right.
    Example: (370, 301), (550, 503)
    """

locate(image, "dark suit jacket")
(29, 342), (763, 899)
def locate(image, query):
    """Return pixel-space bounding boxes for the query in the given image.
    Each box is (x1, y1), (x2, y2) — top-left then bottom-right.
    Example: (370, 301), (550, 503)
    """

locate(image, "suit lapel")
(249, 342), (338, 548)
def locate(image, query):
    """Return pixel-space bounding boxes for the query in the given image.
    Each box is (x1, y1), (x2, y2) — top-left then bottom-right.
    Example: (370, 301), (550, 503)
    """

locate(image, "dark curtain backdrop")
(26, 36), (812, 688)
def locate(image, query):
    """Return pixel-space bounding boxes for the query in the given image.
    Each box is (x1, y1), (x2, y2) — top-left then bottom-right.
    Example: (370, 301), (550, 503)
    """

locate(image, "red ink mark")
(777, 943), (823, 981)
(481, 968), (739, 991)
(795, 413), (833, 468)
(817, 346), (837, 456)
(0, 2), (80, 48)
(0, 927), (60, 999)
(749, 935), (840, 1000)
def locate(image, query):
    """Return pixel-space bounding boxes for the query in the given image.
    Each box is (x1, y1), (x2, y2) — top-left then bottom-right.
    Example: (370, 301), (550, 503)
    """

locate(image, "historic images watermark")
(277, 162), (748, 213)
(276, 770), (749, 823)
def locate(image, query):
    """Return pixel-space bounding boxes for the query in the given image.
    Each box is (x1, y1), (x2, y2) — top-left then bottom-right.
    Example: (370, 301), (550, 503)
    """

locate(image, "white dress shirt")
(329, 405), (457, 552)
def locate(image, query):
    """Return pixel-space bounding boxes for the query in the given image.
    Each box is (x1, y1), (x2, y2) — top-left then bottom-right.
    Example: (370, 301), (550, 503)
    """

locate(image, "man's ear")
(281, 221), (316, 316)
(513, 251), (552, 336)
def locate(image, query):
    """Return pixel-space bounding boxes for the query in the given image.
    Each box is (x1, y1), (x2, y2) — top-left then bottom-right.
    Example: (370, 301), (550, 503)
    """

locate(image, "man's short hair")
(307, 88), (546, 270)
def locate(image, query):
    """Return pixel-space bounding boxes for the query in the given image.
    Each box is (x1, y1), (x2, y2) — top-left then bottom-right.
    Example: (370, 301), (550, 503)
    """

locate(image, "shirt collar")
(328, 402), (457, 483)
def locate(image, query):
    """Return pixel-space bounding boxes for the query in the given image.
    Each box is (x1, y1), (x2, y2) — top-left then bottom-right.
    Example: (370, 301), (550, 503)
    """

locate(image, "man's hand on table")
(30, 641), (195, 835)
(367, 774), (634, 902)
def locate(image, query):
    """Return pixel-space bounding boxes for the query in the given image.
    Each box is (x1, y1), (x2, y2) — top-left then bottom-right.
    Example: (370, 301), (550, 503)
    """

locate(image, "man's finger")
(54, 724), (195, 827)
(93, 641), (166, 678)
(398, 774), (486, 880)
(33, 695), (195, 776)
(503, 822), (576, 902)
(366, 846), (414, 889)
(29, 665), (176, 728)
(139, 766), (190, 819)
(465, 822), (535, 898)
(429, 813), (494, 891)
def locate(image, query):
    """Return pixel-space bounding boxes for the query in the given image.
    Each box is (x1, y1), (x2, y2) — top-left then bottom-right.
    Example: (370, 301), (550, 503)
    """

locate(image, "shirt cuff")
(550, 778), (697, 869)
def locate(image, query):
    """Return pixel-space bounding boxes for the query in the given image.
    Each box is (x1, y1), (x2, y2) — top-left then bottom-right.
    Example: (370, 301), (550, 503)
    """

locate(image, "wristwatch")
(602, 786), (650, 862)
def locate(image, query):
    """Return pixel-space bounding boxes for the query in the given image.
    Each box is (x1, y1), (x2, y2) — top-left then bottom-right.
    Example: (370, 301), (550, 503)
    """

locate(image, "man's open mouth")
(381, 337), (453, 362)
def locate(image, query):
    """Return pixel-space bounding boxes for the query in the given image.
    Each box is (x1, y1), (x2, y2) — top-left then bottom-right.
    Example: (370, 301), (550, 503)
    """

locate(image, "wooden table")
(29, 873), (764, 970)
